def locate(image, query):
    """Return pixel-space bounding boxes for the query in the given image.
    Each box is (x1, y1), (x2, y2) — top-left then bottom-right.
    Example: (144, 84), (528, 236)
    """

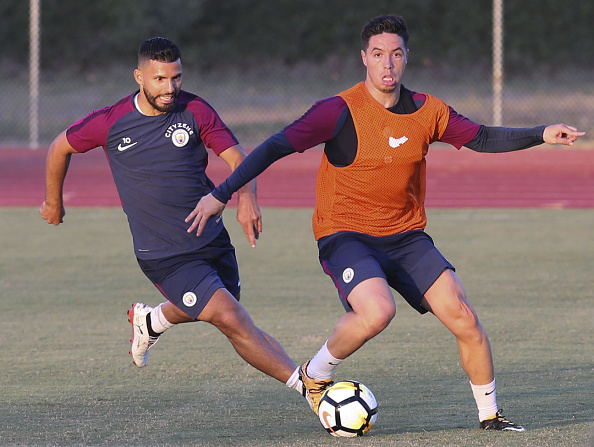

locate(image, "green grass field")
(1, 207), (592, 446)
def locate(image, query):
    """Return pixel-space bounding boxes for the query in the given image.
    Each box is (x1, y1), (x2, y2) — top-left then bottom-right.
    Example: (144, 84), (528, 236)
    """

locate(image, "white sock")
(150, 303), (175, 334)
(307, 341), (343, 379)
(470, 379), (498, 422)
(285, 367), (304, 394)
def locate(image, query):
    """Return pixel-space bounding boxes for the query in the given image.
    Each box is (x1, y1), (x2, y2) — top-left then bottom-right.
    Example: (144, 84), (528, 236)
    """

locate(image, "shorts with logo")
(137, 228), (240, 320)
(318, 230), (454, 314)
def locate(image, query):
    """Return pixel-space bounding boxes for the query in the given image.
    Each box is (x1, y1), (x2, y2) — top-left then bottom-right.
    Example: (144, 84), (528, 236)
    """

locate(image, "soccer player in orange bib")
(187, 15), (585, 431)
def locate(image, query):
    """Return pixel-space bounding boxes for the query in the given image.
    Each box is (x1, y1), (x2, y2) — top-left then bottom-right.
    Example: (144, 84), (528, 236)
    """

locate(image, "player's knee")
(362, 308), (394, 338)
(212, 303), (252, 335)
(450, 302), (485, 341)
(455, 298), (476, 320)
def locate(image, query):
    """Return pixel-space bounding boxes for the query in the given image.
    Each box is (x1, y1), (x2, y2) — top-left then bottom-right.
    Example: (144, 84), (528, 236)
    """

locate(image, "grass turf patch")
(0, 207), (592, 446)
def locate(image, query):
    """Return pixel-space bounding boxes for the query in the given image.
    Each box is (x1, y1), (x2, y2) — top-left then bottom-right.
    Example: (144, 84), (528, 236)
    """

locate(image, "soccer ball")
(318, 380), (378, 437)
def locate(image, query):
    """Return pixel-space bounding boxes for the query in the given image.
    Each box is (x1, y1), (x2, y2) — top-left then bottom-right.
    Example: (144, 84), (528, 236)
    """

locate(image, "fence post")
(492, 0), (504, 126)
(29, 0), (40, 148)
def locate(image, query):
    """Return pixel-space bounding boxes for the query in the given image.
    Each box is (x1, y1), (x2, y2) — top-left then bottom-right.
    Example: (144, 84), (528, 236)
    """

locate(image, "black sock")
(146, 313), (163, 337)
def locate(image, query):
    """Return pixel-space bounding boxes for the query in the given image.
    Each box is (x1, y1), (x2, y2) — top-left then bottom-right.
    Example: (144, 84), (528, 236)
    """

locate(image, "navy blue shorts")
(137, 228), (240, 320)
(318, 230), (454, 314)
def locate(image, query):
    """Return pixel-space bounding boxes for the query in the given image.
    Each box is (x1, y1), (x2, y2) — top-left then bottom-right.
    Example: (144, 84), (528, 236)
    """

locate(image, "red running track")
(1, 146), (593, 208)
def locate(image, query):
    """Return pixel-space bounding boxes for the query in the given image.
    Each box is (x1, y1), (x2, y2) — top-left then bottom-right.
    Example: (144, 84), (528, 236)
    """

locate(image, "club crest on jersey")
(165, 122), (194, 148)
(171, 128), (190, 147)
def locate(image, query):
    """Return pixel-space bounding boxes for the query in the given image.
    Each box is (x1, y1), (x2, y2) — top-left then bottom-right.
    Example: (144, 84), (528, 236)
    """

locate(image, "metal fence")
(1, 1), (592, 149)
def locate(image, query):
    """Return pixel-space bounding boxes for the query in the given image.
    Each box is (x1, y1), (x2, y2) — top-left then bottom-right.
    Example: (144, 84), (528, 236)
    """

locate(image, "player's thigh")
(197, 287), (252, 330)
(207, 229), (241, 300)
(421, 269), (478, 329)
(139, 252), (237, 320)
(348, 277), (396, 323)
(384, 230), (455, 315)
(319, 233), (389, 312)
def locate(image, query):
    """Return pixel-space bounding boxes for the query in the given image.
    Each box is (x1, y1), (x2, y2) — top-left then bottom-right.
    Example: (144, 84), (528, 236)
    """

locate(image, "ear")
(361, 49), (368, 67)
(133, 68), (143, 87)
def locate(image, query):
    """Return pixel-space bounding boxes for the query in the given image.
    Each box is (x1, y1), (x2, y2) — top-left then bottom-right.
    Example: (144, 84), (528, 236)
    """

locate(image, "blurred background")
(1, 0), (592, 148)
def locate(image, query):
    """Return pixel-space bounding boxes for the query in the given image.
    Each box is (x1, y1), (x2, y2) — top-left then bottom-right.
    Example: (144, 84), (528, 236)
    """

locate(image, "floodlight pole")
(29, 0), (40, 148)
(493, 0), (503, 126)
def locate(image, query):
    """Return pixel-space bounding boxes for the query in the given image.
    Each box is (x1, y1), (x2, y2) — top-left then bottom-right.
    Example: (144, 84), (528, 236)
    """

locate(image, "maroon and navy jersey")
(66, 90), (238, 259)
(212, 85), (482, 209)
(211, 84), (545, 240)
(282, 87), (480, 157)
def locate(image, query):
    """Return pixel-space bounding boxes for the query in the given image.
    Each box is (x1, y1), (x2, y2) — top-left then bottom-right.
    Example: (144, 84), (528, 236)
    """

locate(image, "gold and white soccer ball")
(318, 380), (378, 437)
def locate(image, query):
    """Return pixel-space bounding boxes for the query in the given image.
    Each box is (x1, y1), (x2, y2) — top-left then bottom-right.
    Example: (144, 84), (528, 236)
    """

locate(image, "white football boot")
(128, 303), (160, 367)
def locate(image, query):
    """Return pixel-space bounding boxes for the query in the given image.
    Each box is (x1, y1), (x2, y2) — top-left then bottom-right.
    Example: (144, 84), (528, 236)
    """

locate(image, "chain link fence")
(1, 3), (592, 149)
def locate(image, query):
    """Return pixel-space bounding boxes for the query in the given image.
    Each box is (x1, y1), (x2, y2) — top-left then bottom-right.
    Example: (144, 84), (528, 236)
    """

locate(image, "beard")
(143, 87), (179, 113)
(377, 82), (398, 94)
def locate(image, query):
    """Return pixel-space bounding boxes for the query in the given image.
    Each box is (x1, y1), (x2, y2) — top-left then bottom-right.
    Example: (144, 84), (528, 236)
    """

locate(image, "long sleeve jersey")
(212, 83), (546, 239)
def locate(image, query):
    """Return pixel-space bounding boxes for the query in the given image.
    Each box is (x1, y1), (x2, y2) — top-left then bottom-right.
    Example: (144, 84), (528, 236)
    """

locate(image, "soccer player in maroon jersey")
(40, 38), (305, 398)
(188, 15), (585, 431)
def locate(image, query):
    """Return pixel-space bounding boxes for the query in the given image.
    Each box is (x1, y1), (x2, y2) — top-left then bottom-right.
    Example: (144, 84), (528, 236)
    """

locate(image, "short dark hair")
(361, 15), (409, 50)
(138, 37), (181, 66)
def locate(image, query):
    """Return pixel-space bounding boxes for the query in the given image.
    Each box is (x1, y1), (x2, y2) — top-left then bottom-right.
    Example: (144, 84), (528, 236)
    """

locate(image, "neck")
(136, 92), (164, 116)
(364, 81), (401, 108)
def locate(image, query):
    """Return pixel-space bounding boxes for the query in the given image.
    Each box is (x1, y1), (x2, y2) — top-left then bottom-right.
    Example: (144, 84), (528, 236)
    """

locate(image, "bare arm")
(39, 131), (78, 225)
(186, 144), (262, 247)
